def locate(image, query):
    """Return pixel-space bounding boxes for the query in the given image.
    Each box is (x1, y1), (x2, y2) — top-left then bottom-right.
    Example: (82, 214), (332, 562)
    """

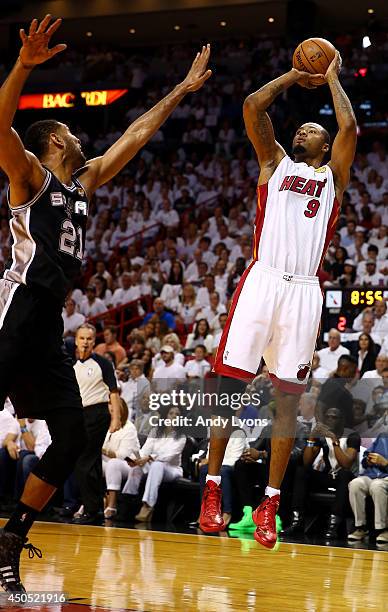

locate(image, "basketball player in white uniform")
(200, 51), (357, 548)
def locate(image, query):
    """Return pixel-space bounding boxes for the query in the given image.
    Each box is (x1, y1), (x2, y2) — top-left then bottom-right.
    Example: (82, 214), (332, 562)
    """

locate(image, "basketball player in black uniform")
(0, 15), (211, 592)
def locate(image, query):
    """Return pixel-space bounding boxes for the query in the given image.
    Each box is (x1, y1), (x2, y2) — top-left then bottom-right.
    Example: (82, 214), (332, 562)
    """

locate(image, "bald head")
(328, 328), (341, 350)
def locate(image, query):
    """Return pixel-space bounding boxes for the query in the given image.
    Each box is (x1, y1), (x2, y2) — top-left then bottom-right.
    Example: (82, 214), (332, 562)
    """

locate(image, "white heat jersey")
(253, 155), (340, 276)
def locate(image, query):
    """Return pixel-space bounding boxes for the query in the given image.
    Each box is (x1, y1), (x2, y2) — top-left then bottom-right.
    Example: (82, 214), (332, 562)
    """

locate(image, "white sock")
(206, 474), (221, 486)
(265, 486), (280, 498)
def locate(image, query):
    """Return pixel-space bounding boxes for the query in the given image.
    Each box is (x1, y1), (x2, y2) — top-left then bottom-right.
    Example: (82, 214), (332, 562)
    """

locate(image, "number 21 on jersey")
(59, 219), (83, 260)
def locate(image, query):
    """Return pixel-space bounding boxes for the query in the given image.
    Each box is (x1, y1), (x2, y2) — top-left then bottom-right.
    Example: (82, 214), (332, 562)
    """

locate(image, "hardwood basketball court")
(0, 519), (386, 611)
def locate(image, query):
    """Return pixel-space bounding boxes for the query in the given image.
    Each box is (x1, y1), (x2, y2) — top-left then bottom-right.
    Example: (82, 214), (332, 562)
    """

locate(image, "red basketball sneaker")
(252, 495), (280, 549)
(199, 480), (226, 533)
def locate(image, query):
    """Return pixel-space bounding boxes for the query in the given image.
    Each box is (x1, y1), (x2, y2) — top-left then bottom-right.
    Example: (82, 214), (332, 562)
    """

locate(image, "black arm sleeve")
(92, 353), (118, 392)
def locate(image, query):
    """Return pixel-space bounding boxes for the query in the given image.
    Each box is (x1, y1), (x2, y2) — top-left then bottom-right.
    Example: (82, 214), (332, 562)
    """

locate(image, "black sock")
(4, 502), (39, 539)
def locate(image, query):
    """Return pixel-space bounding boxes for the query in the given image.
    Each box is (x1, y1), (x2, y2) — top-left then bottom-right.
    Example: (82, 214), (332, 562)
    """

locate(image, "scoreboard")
(321, 287), (388, 334)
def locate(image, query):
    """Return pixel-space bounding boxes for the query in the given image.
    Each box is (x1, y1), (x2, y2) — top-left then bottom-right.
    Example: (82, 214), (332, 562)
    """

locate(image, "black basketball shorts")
(0, 279), (83, 418)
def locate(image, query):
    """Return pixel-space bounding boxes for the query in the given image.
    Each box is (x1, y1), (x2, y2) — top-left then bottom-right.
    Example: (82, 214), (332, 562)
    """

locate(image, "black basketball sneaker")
(0, 529), (42, 592)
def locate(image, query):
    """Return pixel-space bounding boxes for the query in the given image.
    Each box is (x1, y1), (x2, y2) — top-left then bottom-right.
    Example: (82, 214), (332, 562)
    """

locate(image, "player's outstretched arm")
(326, 51), (357, 200)
(81, 45), (212, 195)
(243, 69), (323, 177)
(0, 15), (66, 198)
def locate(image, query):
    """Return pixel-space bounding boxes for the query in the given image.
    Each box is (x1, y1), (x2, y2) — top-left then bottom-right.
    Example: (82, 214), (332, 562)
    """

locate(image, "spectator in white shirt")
(102, 399), (141, 518)
(112, 272), (141, 308)
(317, 329), (350, 374)
(89, 260), (114, 289)
(353, 301), (388, 338)
(356, 245), (385, 277)
(122, 406), (186, 522)
(346, 230), (369, 262)
(341, 313), (382, 345)
(185, 345), (211, 379)
(369, 225), (387, 252)
(152, 334), (185, 370)
(196, 291), (226, 326)
(310, 351), (330, 380)
(230, 234), (251, 263)
(197, 274), (216, 308)
(110, 219), (133, 250)
(62, 298), (86, 337)
(213, 259), (230, 295)
(197, 237), (216, 269)
(196, 178), (218, 206)
(93, 275), (113, 309)
(160, 262), (184, 311)
(358, 260), (384, 287)
(362, 354), (388, 380)
(80, 286), (107, 318)
(176, 284), (201, 326)
(211, 224), (236, 252)
(208, 206), (227, 236)
(152, 345), (186, 393)
(184, 250), (204, 282)
(185, 319), (214, 355)
(119, 360), (151, 421)
(156, 199), (179, 230)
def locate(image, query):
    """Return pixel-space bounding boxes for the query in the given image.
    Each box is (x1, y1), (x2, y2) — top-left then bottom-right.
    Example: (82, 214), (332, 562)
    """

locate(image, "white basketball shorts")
(214, 260), (323, 394)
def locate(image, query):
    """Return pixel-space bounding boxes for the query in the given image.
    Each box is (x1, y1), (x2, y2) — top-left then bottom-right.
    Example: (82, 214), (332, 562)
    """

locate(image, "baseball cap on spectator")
(344, 259), (355, 266)
(366, 259), (376, 265)
(160, 345), (174, 353)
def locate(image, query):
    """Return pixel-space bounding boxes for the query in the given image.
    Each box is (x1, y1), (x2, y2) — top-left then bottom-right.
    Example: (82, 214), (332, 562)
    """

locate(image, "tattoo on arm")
(329, 78), (356, 126)
(252, 112), (274, 142)
(258, 82), (285, 98)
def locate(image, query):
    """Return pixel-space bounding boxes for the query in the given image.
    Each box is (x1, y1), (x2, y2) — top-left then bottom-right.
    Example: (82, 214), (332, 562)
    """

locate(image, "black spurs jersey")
(3, 168), (89, 302)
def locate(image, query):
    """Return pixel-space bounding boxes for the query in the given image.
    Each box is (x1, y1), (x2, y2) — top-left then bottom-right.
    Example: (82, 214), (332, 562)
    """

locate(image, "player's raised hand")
(19, 14), (67, 68)
(325, 50), (342, 80)
(181, 44), (212, 92)
(292, 68), (325, 89)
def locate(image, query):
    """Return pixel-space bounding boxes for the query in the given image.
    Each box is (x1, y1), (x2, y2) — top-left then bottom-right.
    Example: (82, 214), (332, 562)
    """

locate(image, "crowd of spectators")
(0, 33), (387, 544)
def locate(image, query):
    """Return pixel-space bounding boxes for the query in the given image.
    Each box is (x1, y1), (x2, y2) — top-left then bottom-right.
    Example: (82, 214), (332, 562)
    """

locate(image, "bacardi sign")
(18, 89), (128, 110)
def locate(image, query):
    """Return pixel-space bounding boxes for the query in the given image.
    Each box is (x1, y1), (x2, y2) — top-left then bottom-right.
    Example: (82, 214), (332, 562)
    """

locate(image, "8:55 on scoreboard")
(322, 288), (388, 335)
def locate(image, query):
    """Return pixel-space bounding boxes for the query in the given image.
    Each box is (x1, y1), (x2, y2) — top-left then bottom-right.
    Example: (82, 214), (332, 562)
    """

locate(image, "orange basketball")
(293, 38), (336, 84)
